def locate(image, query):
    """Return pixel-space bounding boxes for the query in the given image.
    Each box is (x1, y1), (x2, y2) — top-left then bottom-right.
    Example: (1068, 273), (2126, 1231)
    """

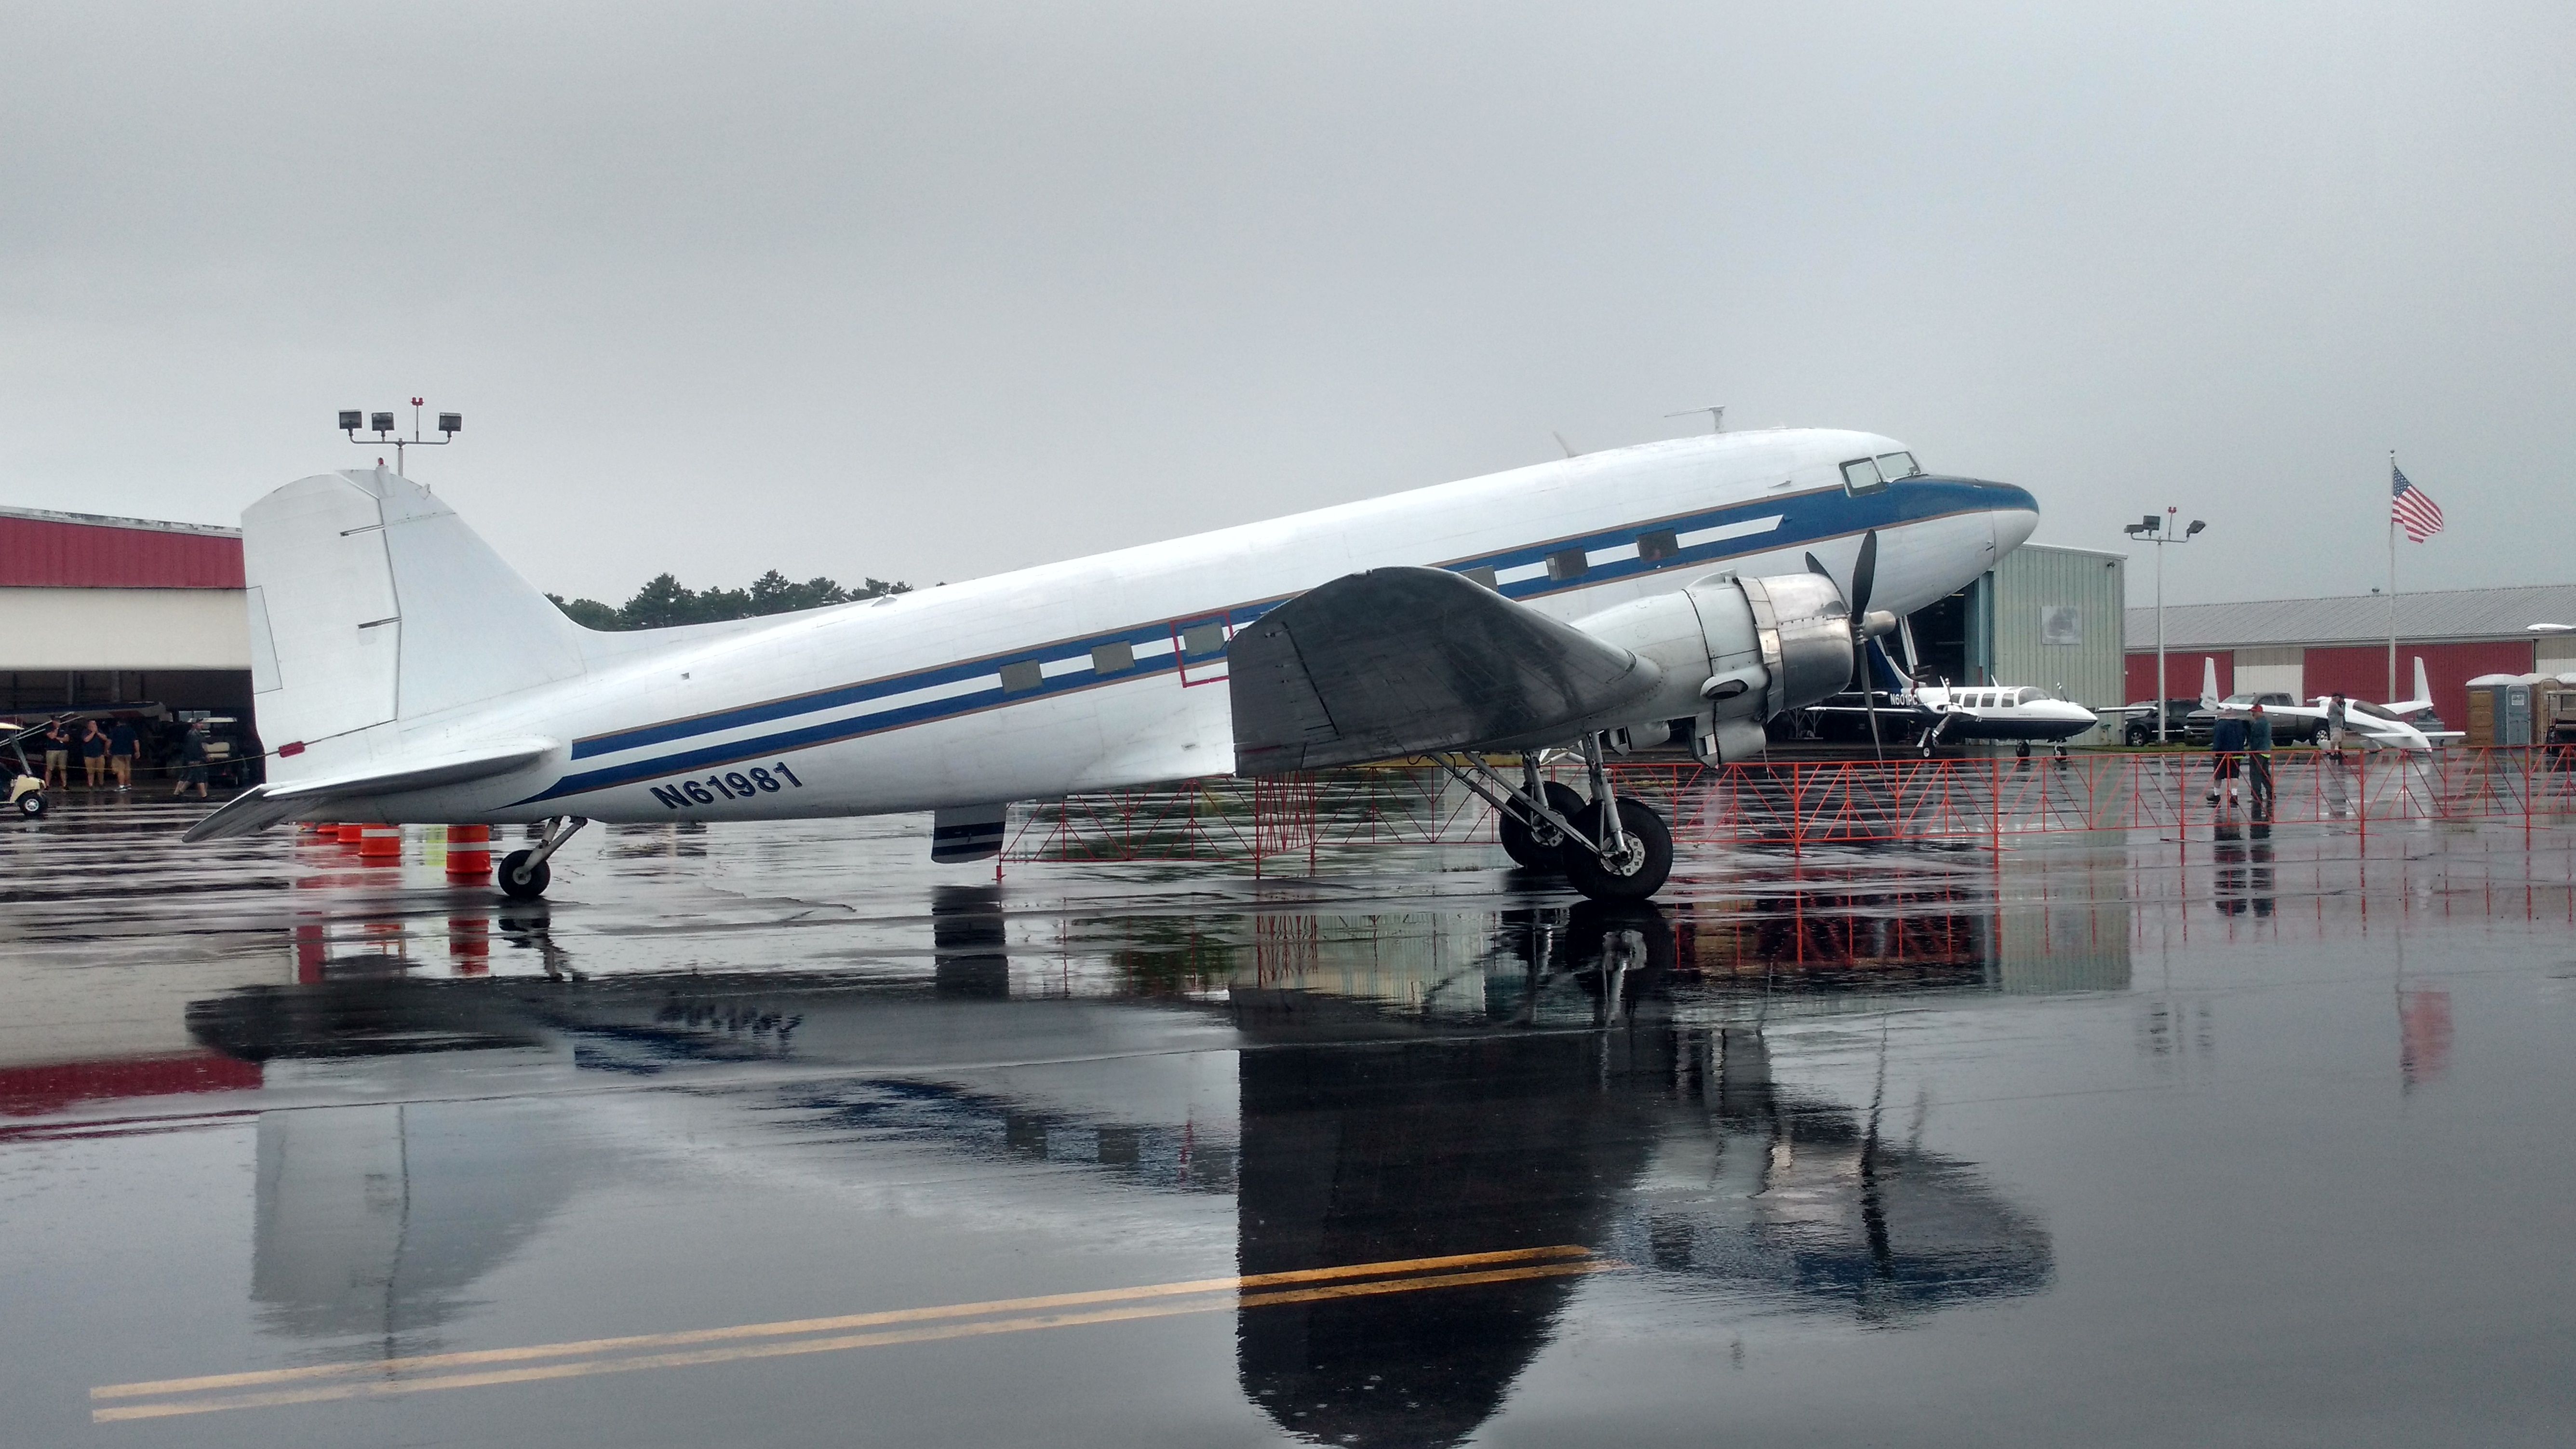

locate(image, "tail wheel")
(1498, 781), (1587, 870)
(1560, 798), (1674, 901)
(498, 848), (550, 901)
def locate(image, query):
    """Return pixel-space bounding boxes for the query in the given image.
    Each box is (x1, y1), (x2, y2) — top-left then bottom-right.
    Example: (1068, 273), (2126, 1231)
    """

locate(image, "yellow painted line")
(94, 1246), (1604, 1421)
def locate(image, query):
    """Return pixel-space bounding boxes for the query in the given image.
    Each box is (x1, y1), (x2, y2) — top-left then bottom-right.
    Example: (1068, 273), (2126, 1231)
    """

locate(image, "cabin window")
(1545, 548), (1589, 582)
(1840, 457), (1887, 495)
(997, 661), (1044, 694)
(1181, 623), (1227, 657)
(1874, 451), (1922, 480)
(1090, 642), (1135, 675)
(1637, 529), (1680, 564)
(1460, 565), (1499, 590)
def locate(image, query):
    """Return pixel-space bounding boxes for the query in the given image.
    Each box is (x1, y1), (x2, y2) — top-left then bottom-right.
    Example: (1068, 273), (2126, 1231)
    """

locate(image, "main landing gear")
(498, 816), (589, 901)
(1440, 736), (1676, 901)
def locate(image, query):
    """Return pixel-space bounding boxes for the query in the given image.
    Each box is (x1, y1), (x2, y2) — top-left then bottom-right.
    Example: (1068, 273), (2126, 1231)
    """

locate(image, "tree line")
(548, 570), (912, 631)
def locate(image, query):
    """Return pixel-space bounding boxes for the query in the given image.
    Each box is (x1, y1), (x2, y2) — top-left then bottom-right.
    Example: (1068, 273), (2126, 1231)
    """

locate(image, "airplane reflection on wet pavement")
(5, 805), (2574, 1446)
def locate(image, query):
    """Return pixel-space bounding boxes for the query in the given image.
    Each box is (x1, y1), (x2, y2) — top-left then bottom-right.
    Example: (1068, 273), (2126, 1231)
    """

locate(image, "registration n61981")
(650, 761), (804, 809)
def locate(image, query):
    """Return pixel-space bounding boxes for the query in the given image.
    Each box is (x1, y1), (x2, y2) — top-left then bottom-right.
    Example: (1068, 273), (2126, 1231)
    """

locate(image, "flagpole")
(2387, 450), (2398, 700)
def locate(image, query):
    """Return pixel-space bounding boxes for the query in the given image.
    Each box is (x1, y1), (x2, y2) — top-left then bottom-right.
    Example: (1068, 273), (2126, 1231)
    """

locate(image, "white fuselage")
(304, 429), (2039, 824)
(1913, 684), (2100, 743)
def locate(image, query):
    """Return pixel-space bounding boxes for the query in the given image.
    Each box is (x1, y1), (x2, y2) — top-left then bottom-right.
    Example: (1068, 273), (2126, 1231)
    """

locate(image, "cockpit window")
(1874, 451), (1921, 480)
(1840, 457), (1886, 494)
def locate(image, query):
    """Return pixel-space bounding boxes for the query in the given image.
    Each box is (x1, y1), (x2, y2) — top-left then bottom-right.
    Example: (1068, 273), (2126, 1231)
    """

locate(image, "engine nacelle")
(1570, 571), (1855, 762)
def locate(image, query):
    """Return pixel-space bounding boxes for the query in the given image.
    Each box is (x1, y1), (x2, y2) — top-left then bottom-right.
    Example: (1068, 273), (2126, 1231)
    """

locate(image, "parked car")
(2119, 699), (2202, 746)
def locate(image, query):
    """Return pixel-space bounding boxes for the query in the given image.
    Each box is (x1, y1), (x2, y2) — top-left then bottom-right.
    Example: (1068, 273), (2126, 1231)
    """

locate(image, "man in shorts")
(2206, 711), (2248, 805)
(41, 720), (70, 790)
(79, 719), (108, 789)
(2325, 692), (2349, 756)
(107, 717), (139, 792)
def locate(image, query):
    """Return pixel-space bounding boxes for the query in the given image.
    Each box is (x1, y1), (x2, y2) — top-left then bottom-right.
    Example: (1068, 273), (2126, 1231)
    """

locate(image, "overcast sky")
(5, 3), (2569, 609)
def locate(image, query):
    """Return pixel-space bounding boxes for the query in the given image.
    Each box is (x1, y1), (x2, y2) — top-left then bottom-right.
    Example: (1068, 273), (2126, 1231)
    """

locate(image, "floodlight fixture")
(2131, 505), (2207, 743)
(339, 397), (466, 474)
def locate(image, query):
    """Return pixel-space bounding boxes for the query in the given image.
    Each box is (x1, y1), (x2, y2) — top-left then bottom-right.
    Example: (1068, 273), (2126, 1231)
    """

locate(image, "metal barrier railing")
(1000, 746), (2576, 863)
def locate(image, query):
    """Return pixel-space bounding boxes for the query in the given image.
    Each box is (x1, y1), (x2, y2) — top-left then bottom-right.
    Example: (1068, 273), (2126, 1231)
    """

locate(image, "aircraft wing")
(1229, 567), (1665, 774)
(181, 738), (557, 842)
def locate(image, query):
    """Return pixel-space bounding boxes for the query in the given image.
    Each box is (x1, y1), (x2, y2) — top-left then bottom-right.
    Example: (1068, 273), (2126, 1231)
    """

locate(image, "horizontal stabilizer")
(1229, 566), (1664, 773)
(181, 739), (556, 842)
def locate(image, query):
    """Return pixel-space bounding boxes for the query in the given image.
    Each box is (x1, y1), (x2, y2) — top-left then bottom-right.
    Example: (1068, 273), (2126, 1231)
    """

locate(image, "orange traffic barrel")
(446, 824), (493, 879)
(337, 821), (366, 845)
(359, 824), (402, 862)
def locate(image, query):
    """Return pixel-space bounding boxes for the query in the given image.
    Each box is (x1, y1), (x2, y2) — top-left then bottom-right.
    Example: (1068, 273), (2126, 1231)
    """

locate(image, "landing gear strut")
(1496, 756), (1587, 869)
(1438, 740), (1675, 901)
(498, 816), (588, 901)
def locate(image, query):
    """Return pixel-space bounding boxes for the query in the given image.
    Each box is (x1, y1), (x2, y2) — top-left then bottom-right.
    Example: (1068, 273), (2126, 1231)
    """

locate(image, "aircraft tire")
(498, 849), (550, 901)
(1561, 799), (1673, 901)
(1498, 781), (1587, 870)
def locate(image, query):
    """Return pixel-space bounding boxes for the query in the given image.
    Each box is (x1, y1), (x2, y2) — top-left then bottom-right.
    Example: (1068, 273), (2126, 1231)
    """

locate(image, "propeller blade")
(1804, 551), (1829, 577)
(1850, 529), (1878, 618)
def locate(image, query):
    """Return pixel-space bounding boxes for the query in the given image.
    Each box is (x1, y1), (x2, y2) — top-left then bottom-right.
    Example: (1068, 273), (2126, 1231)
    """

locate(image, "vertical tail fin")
(2199, 657), (2219, 711)
(2412, 656), (2432, 710)
(244, 468), (586, 766)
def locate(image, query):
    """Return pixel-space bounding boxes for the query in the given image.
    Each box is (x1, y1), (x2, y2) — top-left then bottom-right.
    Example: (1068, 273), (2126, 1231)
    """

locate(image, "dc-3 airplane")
(184, 429), (2038, 901)
(2193, 657), (2455, 751)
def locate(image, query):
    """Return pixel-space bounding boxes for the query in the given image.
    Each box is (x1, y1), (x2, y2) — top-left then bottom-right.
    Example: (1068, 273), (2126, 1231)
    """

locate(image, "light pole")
(2123, 508), (2207, 743)
(340, 398), (461, 475)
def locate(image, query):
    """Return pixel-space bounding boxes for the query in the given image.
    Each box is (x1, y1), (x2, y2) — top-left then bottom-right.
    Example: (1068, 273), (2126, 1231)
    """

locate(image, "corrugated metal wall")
(1990, 545), (2126, 722)
(0, 515), (243, 589)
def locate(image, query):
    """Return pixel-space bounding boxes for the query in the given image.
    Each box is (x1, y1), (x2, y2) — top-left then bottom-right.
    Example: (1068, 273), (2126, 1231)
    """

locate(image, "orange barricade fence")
(1000, 746), (2576, 864)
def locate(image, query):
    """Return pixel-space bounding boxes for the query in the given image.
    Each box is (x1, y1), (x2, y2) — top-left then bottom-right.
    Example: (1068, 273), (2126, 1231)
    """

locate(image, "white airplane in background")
(1908, 681), (2100, 756)
(2195, 657), (2449, 751)
(185, 429), (2040, 901)
(1797, 643), (2098, 756)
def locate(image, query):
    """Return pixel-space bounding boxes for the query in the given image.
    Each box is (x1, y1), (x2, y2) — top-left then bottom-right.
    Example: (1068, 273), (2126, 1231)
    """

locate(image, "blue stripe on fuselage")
(517, 477), (2028, 805)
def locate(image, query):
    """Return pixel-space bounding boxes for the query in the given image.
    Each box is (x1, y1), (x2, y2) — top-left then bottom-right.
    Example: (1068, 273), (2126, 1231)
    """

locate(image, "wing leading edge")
(1228, 566), (1665, 774)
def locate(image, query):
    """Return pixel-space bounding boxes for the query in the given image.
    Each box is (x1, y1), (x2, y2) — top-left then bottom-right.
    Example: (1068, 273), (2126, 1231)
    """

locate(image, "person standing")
(41, 720), (71, 790)
(2326, 692), (2349, 756)
(173, 720), (211, 799)
(2247, 702), (2275, 811)
(79, 719), (108, 789)
(2206, 710), (2247, 805)
(107, 717), (139, 793)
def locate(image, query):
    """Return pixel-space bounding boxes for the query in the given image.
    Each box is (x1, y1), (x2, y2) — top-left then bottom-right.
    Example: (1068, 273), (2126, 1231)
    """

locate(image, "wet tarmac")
(5, 795), (2575, 1446)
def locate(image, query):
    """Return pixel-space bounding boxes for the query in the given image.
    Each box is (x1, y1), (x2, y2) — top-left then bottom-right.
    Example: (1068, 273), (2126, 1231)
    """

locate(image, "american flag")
(2391, 464), (2444, 541)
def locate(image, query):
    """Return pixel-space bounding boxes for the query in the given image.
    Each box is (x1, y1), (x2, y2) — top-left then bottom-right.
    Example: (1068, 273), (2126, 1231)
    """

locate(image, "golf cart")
(4, 718), (56, 818)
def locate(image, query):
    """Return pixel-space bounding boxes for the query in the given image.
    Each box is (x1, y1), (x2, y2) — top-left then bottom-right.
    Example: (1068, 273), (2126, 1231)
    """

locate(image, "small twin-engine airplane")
(184, 429), (2039, 901)
(1803, 644), (2099, 756)
(2193, 657), (2452, 751)
(1905, 680), (2100, 755)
